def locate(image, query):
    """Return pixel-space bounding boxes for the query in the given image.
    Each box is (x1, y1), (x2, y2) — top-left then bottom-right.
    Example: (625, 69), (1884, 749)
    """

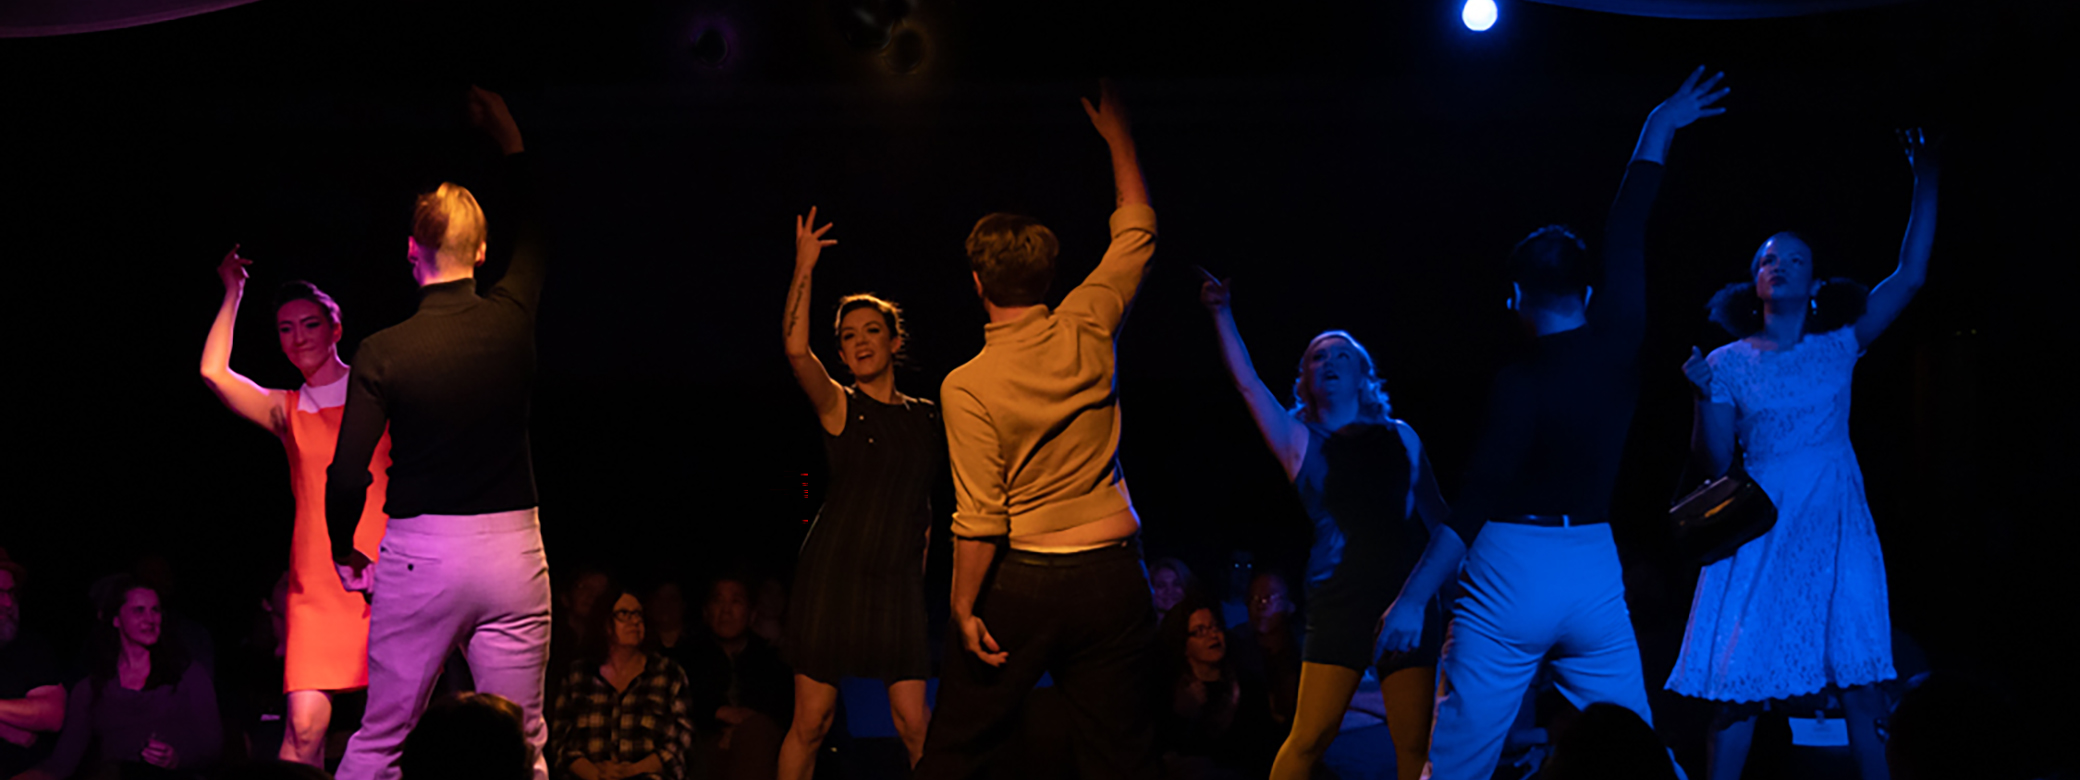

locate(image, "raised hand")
(218, 244), (251, 292)
(959, 614), (1008, 666)
(1081, 78), (1133, 146)
(795, 207), (837, 269)
(1651, 66), (1730, 130)
(1196, 267), (1232, 312)
(1899, 127), (1940, 179)
(1683, 346), (1712, 397)
(466, 85), (525, 156)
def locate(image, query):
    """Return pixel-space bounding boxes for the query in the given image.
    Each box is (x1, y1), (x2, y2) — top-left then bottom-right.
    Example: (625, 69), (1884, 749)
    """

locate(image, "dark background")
(2, 0), (2069, 771)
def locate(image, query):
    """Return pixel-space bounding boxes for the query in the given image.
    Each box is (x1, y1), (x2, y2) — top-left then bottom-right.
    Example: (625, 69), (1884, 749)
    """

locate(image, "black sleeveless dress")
(785, 385), (944, 684)
(1294, 419), (1444, 674)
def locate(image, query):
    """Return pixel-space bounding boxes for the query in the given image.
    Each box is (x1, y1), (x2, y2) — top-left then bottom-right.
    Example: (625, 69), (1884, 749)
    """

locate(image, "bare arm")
(1199, 271), (1307, 480)
(0, 687), (64, 734)
(784, 208), (846, 435)
(950, 537), (1007, 666)
(1683, 347), (1737, 476)
(1856, 129), (1940, 349)
(1376, 422), (1460, 657)
(199, 245), (288, 435)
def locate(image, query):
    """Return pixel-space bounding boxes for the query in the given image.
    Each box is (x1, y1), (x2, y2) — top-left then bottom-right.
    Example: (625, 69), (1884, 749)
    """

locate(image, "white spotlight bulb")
(1462, 0), (1497, 31)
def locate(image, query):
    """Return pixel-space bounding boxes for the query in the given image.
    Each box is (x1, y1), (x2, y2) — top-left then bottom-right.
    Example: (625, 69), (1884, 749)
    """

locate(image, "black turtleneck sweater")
(326, 154), (545, 561)
(1443, 160), (1664, 546)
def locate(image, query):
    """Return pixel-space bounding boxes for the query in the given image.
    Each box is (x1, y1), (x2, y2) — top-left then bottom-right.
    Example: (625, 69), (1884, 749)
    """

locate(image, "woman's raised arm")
(200, 245), (288, 435)
(1856, 128), (1940, 349)
(1200, 270), (1308, 481)
(783, 208), (847, 435)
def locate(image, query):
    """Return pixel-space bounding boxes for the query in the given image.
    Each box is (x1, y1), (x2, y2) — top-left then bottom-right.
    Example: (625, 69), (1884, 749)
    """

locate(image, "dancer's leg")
(335, 534), (467, 780)
(1381, 667), (1435, 780)
(1841, 684), (1891, 780)
(459, 518), (553, 780)
(778, 675), (839, 780)
(1705, 710), (1756, 780)
(1269, 662), (1362, 780)
(280, 689), (333, 766)
(888, 679), (931, 768)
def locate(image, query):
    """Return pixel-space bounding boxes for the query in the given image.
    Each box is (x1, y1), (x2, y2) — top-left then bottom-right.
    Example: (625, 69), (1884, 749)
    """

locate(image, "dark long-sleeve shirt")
(327, 154), (546, 560)
(37, 665), (222, 779)
(1444, 160), (1664, 545)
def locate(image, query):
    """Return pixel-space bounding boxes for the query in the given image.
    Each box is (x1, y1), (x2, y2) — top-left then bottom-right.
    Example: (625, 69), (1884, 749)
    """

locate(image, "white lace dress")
(1666, 326), (1896, 703)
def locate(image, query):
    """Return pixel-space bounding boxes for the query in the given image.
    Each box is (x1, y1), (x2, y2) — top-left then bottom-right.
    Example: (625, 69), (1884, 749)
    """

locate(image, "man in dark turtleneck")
(326, 86), (554, 780)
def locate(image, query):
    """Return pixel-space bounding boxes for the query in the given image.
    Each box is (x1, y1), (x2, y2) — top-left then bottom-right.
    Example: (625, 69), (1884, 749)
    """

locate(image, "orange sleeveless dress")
(283, 385), (392, 693)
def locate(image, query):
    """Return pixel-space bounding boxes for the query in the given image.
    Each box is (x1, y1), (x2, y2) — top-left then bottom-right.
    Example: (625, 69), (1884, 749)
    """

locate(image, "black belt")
(1002, 538), (1141, 567)
(1491, 514), (1607, 528)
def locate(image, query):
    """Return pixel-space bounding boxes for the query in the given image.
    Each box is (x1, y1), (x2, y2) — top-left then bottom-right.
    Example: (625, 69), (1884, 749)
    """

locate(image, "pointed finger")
(1081, 96), (1100, 122)
(1679, 65), (1704, 93)
(1698, 72), (1725, 93)
(1194, 265), (1220, 284)
(1699, 86), (1731, 106)
(1700, 107), (1727, 118)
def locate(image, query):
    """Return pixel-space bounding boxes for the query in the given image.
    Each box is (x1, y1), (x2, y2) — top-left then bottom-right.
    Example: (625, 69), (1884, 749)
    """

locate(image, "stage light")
(1463, 0), (1498, 31)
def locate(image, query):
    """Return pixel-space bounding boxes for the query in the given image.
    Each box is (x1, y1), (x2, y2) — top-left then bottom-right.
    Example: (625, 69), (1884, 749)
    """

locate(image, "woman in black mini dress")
(1200, 273), (1449, 780)
(777, 208), (943, 777)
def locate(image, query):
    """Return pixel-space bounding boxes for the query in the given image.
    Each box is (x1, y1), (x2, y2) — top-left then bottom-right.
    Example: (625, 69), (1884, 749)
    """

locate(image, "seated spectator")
(549, 567), (614, 711)
(1223, 570), (1301, 729)
(640, 582), (689, 657)
(222, 572), (291, 763)
(681, 576), (791, 780)
(748, 579), (786, 653)
(1147, 558), (1201, 626)
(1539, 702), (1676, 780)
(550, 587), (693, 780)
(23, 576), (221, 780)
(1157, 596), (1276, 780)
(400, 693), (532, 780)
(1, 551), (66, 778)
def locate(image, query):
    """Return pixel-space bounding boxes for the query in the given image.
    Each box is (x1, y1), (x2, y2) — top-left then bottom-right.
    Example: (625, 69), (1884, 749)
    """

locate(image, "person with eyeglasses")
(548, 587), (694, 780)
(1155, 594), (1279, 779)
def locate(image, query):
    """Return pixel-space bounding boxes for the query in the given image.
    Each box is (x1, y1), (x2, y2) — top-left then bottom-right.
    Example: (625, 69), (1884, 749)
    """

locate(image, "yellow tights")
(1270, 662), (1435, 780)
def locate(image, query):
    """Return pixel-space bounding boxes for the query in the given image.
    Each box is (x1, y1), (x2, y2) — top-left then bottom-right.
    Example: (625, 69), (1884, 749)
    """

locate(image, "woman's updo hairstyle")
(273, 280), (342, 326)
(1708, 232), (1868, 338)
(834, 293), (909, 365)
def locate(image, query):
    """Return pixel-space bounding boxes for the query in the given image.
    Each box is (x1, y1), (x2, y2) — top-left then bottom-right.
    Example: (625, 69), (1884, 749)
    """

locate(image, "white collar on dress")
(297, 372), (351, 413)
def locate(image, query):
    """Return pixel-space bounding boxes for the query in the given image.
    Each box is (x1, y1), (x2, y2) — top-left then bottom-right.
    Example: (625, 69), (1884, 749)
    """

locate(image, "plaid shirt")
(550, 653), (695, 780)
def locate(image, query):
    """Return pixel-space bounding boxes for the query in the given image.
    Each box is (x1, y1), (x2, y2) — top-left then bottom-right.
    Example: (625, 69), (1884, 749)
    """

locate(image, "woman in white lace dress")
(1667, 130), (1939, 780)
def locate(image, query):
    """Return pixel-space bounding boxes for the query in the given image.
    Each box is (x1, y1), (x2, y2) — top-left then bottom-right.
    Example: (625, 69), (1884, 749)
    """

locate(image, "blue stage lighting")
(1463, 0), (1498, 31)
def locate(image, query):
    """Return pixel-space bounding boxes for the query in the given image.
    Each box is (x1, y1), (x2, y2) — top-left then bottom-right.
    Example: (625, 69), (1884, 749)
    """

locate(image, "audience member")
(1223, 571), (1301, 728)
(1539, 702), (1678, 780)
(399, 693), (533, 780)
(640, 583), (689, 657)
(0, 552), (66, 779)
(222, 572), (292, 763)
(1148, 558), (1200, 626)
(681, 577), (791, 780)
(129, 555), (217, 678)
(23, 577), (221, 780)
(749, 579), (787, 653)
(1156, 596), (1276, 780)
(549, 587), (693, 780)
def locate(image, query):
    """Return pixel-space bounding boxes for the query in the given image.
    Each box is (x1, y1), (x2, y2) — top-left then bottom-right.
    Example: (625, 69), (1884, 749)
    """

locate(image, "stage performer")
(1381, 68), (1727, 779)
(1193, 281), (1449, 780)
(1666, 129), (1939, 780)
(200, 248), (390, 768)
(776, 209), (942, 777)
(327, 86), (553, 780)
(915, 78), (1158, 780)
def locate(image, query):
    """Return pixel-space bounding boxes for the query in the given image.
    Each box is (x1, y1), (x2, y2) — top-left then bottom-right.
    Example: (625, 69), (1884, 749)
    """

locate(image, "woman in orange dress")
(200, 245), (391, 767)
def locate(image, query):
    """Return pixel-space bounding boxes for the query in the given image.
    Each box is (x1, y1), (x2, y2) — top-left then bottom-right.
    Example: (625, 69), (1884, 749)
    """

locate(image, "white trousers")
(1422, 522), (1662, 780)
(335, 508), (552, 780)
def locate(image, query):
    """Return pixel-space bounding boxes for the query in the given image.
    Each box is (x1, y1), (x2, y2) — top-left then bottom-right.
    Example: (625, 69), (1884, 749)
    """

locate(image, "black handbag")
(1670, 450), (1777, 565)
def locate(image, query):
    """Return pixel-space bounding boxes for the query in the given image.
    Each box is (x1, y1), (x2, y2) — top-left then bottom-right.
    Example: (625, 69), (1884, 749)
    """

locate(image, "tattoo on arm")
(783, 275), (811, 343)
